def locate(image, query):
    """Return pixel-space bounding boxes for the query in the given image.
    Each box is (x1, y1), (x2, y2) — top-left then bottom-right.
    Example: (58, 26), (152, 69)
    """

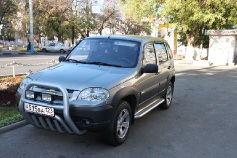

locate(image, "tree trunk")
(99, 28), (103, 35)
(86, 29), (90, 37)
(187, 32), (194, 46)
(58, 34), (62, 42)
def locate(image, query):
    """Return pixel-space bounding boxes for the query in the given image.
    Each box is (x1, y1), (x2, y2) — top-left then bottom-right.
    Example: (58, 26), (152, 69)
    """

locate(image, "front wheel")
(104, 101), (131, 146)
(59, 49), (65, 53)
(159, 82), (174, 109)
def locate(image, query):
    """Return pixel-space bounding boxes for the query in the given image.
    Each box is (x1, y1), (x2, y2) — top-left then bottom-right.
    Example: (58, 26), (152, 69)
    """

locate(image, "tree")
(163, 0), (237, 47)
(33, 0), (73, 42)
(0, 0), (18, 25)
(94, 0), (120, 35)
(119, 0), (162, 35)
(0, 0), (18, 42)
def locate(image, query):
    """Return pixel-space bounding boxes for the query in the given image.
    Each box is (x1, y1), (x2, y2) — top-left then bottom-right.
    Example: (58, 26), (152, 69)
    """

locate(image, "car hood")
(29, 62), (135, 90)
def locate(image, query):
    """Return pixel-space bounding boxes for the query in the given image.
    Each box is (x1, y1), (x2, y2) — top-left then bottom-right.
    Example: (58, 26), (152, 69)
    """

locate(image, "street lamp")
(29, 0), (34, 53)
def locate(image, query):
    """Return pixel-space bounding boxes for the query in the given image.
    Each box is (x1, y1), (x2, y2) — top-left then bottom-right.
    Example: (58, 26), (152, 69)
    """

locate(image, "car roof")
(86, 35), (167, 43)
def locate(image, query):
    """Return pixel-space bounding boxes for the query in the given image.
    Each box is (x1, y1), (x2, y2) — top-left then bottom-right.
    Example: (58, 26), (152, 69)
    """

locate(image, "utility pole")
(29, 0), (34, 53)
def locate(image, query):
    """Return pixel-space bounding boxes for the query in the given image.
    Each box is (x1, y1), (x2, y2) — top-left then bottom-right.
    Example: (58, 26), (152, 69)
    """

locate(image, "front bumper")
(18, 82), (113, 135)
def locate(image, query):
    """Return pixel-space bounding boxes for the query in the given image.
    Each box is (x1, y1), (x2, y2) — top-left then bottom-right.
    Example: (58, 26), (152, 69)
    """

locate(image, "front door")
(135, 43), (161, 110)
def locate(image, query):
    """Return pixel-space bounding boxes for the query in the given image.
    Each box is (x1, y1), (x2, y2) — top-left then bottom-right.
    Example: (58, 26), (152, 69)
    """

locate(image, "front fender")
(111, 86), (139, 110)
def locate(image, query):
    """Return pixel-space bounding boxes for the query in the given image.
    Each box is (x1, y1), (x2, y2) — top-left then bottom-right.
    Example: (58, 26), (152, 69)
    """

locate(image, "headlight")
(78, 88), (109, 102)
(25, 90), (34, 99)
(19, 77), (33, 90)
(42, 93), (52, 102)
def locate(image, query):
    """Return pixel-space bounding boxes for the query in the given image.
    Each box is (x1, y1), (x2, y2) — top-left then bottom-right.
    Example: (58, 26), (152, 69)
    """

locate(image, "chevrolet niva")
(16, 35), (175, 146)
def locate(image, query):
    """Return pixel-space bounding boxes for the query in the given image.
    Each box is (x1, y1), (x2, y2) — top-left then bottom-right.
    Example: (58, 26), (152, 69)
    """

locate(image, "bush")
(0, 76), (25, 107)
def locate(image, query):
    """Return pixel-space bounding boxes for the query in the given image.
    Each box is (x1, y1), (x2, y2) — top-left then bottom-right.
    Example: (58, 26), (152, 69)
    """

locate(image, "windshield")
(66, 39), (140, 68)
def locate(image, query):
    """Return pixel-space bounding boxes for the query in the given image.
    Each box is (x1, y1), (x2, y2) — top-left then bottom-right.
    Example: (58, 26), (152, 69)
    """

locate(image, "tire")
(42, 48), (47, 52)
(159, 82), (174, 109)
(60, 49), (65, 53)
(104, 101), (132, 146)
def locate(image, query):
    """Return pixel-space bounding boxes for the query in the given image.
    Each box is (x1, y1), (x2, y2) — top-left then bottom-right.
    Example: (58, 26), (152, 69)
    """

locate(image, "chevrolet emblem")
(46, 89), (57, 95)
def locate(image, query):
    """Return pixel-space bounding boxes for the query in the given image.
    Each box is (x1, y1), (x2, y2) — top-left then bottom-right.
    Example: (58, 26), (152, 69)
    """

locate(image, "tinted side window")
(143, 43), (156, 66)
(155, 43), (168, 64)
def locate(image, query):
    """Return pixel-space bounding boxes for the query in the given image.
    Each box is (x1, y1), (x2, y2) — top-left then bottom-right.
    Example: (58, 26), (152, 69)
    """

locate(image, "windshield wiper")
(86, 61), (123, 67)
(65, 59), (87, 64)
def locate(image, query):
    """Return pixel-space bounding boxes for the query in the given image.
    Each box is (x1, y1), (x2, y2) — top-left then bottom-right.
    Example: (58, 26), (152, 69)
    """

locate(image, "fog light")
(26, 90), (34, 99)
(42, 93), (52, 102)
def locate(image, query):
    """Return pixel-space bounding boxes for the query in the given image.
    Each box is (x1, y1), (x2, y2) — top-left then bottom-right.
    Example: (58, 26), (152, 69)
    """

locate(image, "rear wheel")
(42, 48), (47, 52)
(159, 82), (174, 109)
(104, 101), (131, 146)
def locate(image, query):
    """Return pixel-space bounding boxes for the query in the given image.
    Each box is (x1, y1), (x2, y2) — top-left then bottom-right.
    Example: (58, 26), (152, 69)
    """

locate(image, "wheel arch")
(170, 75), (175, 85)
(111, 87), (139, 124)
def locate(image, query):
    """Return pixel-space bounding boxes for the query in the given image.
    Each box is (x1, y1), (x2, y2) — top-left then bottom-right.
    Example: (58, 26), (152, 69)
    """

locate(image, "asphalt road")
(0, 64), (237, 158)
(0, 52), (64, 76)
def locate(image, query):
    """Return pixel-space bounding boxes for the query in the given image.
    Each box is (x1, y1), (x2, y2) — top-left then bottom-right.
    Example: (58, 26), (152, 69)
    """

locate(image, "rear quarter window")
(154, 43), (168, 64)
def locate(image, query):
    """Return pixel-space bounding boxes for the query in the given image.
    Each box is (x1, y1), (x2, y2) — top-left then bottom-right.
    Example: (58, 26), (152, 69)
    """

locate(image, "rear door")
(154, 42), (171, 96)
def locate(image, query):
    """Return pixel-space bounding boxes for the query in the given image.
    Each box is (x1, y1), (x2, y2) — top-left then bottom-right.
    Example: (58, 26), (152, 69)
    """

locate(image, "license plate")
(24, 103), (54, 117)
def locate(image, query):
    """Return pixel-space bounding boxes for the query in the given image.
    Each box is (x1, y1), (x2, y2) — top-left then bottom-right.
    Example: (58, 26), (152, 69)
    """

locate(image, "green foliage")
(0, 107), (23, 127)
(120, 0), (158, 21)
(0, 0), (18, 25)
(163, 0), (237, 46)
(119, 0), (165, 35)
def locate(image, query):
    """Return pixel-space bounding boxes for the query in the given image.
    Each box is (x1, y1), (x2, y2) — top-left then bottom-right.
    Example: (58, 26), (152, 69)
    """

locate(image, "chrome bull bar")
(19, 82), (87, 135)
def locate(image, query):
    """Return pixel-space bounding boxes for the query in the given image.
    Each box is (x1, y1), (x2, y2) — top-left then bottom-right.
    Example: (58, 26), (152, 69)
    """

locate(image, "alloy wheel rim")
(117, 109), (130, 139)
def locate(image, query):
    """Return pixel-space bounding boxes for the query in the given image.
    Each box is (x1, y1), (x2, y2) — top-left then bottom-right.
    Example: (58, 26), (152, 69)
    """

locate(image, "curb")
(0, 51), (39, 56)
(0, 120), (28, 134)
(174, 60), (210, 66)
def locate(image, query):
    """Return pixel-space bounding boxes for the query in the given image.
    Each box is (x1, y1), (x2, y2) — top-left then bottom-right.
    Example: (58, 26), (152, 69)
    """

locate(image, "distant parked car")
(41, 42), (70, 53)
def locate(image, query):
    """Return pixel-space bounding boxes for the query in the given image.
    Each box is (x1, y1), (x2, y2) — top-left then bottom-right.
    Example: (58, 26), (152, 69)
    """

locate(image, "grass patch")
(0, 106), (23, 127)
(16, 47), (41, 52)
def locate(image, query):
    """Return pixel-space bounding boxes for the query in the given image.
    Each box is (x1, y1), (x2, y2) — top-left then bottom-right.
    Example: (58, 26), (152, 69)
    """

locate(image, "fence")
(0, 59), (59, 77)
(177, 46), (209, 60)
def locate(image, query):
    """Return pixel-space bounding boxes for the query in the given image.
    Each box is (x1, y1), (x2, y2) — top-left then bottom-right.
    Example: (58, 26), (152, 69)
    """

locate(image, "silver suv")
(16, 35), (175, 145)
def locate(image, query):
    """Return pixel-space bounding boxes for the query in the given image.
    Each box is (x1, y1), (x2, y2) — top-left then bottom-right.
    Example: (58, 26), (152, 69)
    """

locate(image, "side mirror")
(59, 56), (66, 62)
(142, 64), (158, 73)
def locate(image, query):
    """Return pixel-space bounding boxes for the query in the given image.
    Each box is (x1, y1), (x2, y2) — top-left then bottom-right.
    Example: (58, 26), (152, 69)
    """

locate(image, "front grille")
(26, 86), (76, 105)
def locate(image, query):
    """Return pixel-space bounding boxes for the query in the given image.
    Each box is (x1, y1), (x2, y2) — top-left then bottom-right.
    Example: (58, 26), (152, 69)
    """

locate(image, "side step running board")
(134, 98), (165, 119)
